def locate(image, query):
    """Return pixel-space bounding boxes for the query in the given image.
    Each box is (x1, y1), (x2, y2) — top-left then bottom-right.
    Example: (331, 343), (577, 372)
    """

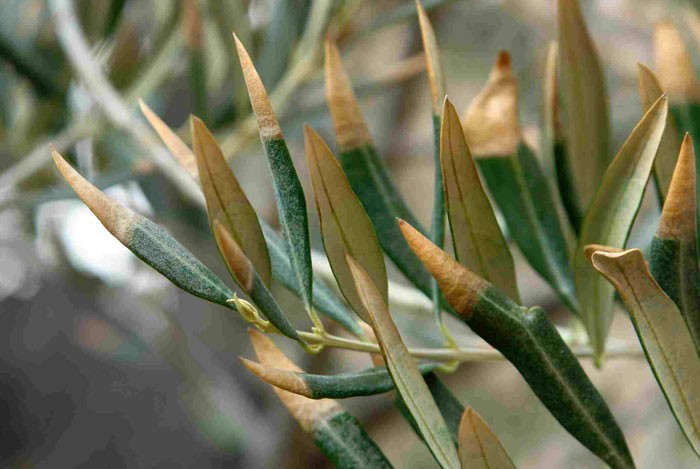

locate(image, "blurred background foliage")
(1, 0), (700, 466)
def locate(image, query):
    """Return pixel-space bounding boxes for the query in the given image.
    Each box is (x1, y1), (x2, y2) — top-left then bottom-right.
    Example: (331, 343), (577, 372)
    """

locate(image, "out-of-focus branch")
(0, 29), (66, 100)
(48, 0), (203, 206)
(0, 1), (183, 202)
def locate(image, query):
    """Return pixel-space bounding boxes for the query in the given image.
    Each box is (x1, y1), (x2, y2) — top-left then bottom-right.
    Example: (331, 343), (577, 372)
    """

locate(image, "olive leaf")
(441, 98), (519, 302)
(241, 360), (438, 399)
(542, 41), (580, 234)
(245, 329), (393, 468)
(51, 147), (234, 309)
(347, 255), (460, 469)
(139, 101), (363, 336)
(463, 51), (575, 310)
(592, 249), (700, 457)
(325, 39), (435, 299)
(399, 220), (634, 469)
(234, 33), (314, 315)
(305, 125), (387, 324)
(558, 0), (610, 214)
(458, 407), (516, 469)
(649, 135), (700, 351)
(416, 0), (449, 337)
(191, 116), (271, 287)
(574, 95), (668, 362)
(637, 64), (682, 202)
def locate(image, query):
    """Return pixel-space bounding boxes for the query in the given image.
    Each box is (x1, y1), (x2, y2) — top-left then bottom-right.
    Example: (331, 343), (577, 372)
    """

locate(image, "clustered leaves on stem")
(46, 0), (700, 467)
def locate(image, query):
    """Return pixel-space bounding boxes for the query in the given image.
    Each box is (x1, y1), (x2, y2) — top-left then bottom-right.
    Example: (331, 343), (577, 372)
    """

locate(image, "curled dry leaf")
(462, 51), (520, 157)
(591, 249), (700, 457)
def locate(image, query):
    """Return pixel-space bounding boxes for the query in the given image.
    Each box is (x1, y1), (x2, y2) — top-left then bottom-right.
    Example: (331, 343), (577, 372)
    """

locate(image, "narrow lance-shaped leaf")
(591, 249), (700, 457)
(139, 101), (363, 337)
(458, 407), (516, 469)
(305, 125), (387, 324)
(543, 41), (580, 235)
(347, 255), (460, 469)
(463, 52), (577, 311)
(245, 329), (393, 469)
(558, 0), (611, 215)
(442, 98), (520, 302)
(191, 117), (271, 286)
(638, 64), (683, 202)
(654, 20), (700, 233)
(241, 359), (439, 399)
(399, 220), (634, 469)
(186, 116), (299, 341)
(214, 223), (300, 341)
(234, 33), (314, 314)
(325, 40), (435, 299)
(649, 135), (700, 351)
(51, 148), (235, 309)
(396, 375), (466, 446)
(416, 0), (450, 339)
(574, 95), (668, 362)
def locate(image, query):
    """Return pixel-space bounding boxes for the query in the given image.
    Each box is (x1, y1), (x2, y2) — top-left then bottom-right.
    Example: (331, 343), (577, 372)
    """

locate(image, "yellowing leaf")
(558, 0), (610, 212)
(574, 95), (668, 362)
(346, 255), (459, 469)
(592, 249), (700, 456)
(458, 407), (515, 469)
(191, 117), (271, 287)
(305, 125), (386, 323)
(441, 99), (519, 302)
